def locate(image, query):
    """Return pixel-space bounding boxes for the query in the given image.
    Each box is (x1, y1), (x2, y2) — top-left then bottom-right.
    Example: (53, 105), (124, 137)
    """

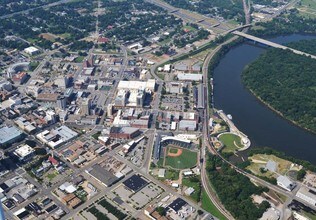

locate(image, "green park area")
(298, 0), (316, 18)
(201, 190), (227, 220)
(164, 147), (198, 170)
(218, 133), (243, 153)
(182, 177), (201, 202)
(247, 154), (295, 178)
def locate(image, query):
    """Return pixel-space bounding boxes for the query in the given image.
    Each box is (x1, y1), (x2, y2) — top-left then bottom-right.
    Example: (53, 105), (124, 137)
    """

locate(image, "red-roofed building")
(48, 156), (59, 167)
(97, 37), (109, 44)
(12, 72), (29, 84)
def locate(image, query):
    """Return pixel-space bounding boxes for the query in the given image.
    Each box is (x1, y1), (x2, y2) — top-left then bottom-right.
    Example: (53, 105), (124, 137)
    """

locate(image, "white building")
(166, 82), (183, 94)
(24, 46), (40, 56)
(13, 144), (35, 162)
(179, 120), (197, 131)
(36, 126), (78, 149)
(177, 73), (203, 81)
(277, 175), (296, 191)
(163, 64), (171, 72)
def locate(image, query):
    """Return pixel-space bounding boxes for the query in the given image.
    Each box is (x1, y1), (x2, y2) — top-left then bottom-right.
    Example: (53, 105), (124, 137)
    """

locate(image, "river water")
(213, 34), (316, 164)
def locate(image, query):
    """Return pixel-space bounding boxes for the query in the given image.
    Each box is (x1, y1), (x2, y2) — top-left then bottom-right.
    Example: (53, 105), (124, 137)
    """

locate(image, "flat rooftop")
(88, 164), (119, 187)
(123, 174), (148, 192)
(0, 126), (23, 144)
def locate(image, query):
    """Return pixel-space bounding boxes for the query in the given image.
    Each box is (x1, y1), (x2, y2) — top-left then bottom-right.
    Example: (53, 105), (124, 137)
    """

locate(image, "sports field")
(164, 147), (198, 169)
(218, 133), (243, 153)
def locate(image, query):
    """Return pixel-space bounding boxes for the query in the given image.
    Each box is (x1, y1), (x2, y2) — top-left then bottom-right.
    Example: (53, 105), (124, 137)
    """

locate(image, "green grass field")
(298, 0), (316, 18)
(182, 178), (201, 202)
(165, 148), (197, 170)
(218, 133), (243, 153)
(201, 190), (227, 220)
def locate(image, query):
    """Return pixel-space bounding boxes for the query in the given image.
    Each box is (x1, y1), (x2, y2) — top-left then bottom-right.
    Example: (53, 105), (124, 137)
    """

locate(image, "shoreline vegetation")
(242, 46), (316, 134)
(207, 12), (316, 137)
(246, 87), (316, 135)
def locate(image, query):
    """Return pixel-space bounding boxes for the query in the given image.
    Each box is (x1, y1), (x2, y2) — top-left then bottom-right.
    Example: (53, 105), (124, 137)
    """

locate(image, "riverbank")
(211, 33), (316, 164)
(246, 87), (316, 136)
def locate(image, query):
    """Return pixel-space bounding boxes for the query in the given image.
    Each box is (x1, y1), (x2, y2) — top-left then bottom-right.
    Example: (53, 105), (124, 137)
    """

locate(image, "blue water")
(213, 34), (316, 164)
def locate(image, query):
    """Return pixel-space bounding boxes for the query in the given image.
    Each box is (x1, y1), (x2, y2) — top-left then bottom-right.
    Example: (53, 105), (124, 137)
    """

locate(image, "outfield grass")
(165, 148), (197, 169)
(201, 190), (227, 220)
(182, 178), (201, 202)
(218, 133), (243, 153)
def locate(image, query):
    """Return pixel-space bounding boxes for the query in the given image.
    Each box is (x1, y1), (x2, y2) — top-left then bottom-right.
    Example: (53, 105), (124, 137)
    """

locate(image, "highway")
(200, 36), (240, 220)
(233, 31), (316, 59)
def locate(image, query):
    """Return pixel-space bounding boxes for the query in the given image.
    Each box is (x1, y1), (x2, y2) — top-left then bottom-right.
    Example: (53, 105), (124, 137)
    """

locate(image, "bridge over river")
(233, 31), (316, 59)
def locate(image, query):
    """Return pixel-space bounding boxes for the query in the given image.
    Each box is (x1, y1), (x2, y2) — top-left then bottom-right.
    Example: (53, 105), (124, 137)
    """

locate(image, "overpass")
(233, 31), (316, 59)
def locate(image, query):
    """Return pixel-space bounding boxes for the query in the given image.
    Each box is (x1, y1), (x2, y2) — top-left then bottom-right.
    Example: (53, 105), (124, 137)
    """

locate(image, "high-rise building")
(107, 104), (114, 117)
(80, 98), (91, 116)
(57, 96), (66, 110)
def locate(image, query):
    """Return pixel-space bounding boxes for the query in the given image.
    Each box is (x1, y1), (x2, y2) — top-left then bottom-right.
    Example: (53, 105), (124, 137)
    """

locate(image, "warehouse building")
(296, 187), (316, 206)
(197, 84), (205, 109)
(179, 120), (197, 131)
(0, 126), (24, 147)
(277, 175), (296, 191)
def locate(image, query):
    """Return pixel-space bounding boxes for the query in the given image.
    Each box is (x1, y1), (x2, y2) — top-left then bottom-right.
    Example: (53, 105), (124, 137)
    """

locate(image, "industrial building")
(179, 120), (197, 131)
(197, 84), (205, 109)
(0, 126), (24, 147)
(277, 175), (296, 191)
(86, 164), (120, 187)
(296, 187), (316, 206)
(123, 174), (149, 193)
(177, 73), (202, 81)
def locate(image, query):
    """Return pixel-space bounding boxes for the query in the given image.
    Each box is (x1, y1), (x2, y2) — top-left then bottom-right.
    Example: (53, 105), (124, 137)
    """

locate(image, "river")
(213, 34), (316, 164)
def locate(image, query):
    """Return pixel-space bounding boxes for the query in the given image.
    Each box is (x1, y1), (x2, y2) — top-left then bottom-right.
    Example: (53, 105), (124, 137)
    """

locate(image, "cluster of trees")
(98, 199), (127, 219)
(88, 206), (110, 220)
(0, 0), (58, 16)
(250, 11), (316, 37)
(0, 0), (96, 49)
(287, 39), (316, 54)
(242, 43), (316, 133)
(164, 0), (245, 22)
(98, 0), (181, 42)
(206, 155), (270, 219)
(69, 41), (94, 51)
(0, 38), (29, 50)
(173, 29), (209, 48)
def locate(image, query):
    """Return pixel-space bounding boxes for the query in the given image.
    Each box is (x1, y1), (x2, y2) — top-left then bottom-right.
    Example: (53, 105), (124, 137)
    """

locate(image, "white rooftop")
(14, 144), (34, 157)
(117, 79), (155, 91)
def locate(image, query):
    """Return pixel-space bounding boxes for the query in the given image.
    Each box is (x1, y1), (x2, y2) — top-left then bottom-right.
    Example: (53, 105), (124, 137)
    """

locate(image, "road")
(200, 36), (240, 220)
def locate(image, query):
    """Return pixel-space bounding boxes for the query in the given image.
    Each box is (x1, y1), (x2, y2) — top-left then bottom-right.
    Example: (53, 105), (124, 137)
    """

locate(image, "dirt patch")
(39, 33), (58, 41)
(167, 148), (183, 157)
